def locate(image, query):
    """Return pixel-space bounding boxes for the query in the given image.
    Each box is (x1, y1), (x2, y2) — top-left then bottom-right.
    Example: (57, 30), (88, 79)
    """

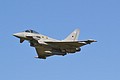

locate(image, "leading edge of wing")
(45, 39), (97, 44)
(44, 39), (97, 48)
(44, 41), (87, 48)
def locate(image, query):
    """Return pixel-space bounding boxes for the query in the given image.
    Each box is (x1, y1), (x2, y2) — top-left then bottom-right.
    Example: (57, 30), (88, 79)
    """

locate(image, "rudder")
(64, 29), (80, 41)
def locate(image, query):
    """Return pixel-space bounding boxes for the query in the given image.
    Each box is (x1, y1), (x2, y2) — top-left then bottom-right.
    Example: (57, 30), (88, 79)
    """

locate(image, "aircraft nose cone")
(13, 33), (18, 37)
(13, 33), (23, 38)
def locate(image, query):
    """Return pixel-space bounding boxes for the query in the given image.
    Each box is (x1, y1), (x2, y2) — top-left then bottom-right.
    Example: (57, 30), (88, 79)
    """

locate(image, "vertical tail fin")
(64, 29), (80, 41)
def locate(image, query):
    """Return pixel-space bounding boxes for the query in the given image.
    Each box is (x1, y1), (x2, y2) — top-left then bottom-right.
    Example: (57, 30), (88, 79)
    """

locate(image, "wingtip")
(88, 39), (97, 42)
(93, 40), (97, 42)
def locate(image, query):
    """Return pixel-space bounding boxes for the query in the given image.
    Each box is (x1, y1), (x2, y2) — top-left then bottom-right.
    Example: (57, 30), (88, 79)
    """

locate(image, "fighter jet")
(13, 29), (96, 59)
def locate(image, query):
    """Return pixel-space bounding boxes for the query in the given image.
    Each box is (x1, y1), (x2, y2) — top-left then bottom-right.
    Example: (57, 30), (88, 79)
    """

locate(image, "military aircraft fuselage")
(13, 29), (96, 59)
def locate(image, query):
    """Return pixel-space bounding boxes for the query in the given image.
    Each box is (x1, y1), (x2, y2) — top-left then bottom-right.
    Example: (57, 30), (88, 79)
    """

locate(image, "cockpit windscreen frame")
(24, 29), (39, 34)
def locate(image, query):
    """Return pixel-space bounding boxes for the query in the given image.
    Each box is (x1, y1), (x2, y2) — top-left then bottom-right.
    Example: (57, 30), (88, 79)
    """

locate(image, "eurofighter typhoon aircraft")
(13, 29), (96, 59)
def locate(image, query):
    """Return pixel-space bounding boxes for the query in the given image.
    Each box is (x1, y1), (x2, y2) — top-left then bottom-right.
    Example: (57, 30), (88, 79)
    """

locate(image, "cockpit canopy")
(24, 29), (39, 34)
